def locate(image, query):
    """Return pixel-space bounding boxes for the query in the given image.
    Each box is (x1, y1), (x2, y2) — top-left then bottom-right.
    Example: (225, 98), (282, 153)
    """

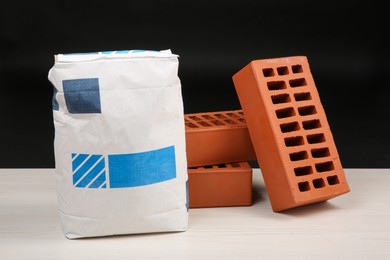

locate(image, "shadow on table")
(277, 201), (342, 217)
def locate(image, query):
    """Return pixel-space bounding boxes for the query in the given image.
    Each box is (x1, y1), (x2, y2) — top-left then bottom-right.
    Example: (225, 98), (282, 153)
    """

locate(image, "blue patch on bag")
(52, 87), (59, 111)
(72, 153), (106, 188)
(63, 78), (101, 114)
(71, 146), (176, 189)
(108, 146), (176, 188)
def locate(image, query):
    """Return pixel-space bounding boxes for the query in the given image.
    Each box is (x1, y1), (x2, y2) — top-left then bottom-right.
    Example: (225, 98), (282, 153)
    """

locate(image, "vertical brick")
(232, 56), (350, 212)
(188, 162), (253, 208)
(185, 110), (256, 167)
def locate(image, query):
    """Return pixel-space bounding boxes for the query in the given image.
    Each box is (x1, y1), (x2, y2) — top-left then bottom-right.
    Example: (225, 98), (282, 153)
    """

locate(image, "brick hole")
(280, 121), (300, 133)
(189, 116), (202, 121)
(203, 165), (213, 169)
(313, 178), (326, 189)
(237, 118), (246, 123)
(211, 120), (224, 126)
(289, 78), (307, 88)
(263, 68), (275, 77)
(311, 147), (330, 158)
(276, 107), (296, 119)
(217, 164), (227, 168)
(238, 111), (244, 116)
(292, 64), (303, 73)
(315, 161), (335, 172)
(198, 121), (211, 127)
(277, 66), (289, 75)
(272, 93), (291, 104)
(327, 175), (340, 185)
(289, 151), (309, 161)
(202, 115), (214, 120)
(302, 119), (322, 130)
(185, 122), (199, 128)
(298, 181), (311, 192)
(215, 114), (227, 119)
(294, 166), (313, 176)
(231, 162), (241, 168)
(284, 136), (304, 147)
(294, 92), (312, 101)
(226, 112), (240, 118)
(267, 81), (287, 91)
(225, 119), (237, 125)
(298, 105), (317, 116)
(188, 166), (198, 170)
(307, 133), (326, 144)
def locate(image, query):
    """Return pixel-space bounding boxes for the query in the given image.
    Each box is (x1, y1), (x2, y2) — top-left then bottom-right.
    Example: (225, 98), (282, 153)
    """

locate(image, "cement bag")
(48, 49), (188, 239)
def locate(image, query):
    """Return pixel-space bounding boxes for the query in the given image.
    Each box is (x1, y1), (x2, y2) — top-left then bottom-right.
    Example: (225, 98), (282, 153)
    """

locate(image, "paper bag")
(48, 49), (188, 239)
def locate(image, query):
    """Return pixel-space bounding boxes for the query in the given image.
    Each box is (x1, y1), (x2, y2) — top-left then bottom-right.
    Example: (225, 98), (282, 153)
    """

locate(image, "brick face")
(233, 56), (350, 212)
(185, 110), (256, 167)
(188, 162), (253, 208)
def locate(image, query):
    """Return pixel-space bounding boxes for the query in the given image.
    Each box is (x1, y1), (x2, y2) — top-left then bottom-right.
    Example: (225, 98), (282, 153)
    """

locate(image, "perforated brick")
(188, 162), (253, 208)
(232, 56), (350, 212)
(185, 110), (256, 167)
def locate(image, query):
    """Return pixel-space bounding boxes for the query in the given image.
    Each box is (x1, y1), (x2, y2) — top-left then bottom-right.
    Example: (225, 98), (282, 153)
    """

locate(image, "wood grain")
(0, 169), (389, 259)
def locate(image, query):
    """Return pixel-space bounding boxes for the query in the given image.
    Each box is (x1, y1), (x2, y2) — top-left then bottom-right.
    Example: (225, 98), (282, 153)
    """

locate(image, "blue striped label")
(71, 146), (176, 189)
(72, 153), (107, 188)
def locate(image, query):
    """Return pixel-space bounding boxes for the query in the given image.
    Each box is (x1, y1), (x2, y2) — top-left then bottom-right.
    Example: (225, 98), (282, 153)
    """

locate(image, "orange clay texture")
(188, 162), (253, 208)
(232, 56), (350, 212)
(185, 110), (256, 167)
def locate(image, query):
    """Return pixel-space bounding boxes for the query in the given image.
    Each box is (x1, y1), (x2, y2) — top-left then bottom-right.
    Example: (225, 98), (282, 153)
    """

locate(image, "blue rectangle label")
(63, 78), (101, 114)
(108, 146), (176, 188)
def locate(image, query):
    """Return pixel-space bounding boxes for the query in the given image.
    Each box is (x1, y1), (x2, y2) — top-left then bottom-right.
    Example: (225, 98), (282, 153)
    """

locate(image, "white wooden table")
(1, 168), (389, 259)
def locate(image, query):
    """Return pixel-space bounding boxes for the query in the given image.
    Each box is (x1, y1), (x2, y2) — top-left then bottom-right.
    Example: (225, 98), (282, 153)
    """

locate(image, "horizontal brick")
(185, 110), (256, 167)
(232, 56), (350, 212)
(188, 162), (253, 208)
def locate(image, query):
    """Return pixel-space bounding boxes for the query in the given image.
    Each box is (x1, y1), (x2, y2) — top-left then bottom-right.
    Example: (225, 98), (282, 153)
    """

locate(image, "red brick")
(232, 56), (350, 212)
(185, 110), (256, 167)
(188, 162), (253, 208)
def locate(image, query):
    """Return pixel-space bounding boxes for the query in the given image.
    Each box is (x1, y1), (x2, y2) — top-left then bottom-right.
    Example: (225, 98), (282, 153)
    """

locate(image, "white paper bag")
(48, 49), (188, 239)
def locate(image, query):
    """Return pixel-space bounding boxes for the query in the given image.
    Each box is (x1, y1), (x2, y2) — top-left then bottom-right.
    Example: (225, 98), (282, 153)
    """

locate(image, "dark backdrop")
(1, 0), (389, 168)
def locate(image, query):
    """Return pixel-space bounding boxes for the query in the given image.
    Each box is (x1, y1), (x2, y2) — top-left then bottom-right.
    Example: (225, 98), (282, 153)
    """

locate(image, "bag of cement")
(48, 49), (189, 239)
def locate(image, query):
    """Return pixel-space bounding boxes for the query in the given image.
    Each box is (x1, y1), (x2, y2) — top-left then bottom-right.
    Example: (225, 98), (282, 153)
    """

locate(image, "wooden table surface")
(1, 168), (389, 259)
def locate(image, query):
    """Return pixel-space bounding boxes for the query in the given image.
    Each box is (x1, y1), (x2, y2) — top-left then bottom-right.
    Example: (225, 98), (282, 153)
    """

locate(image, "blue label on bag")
(63, 78), (101, 114)
(71, 146), (176, 189)
(108, 146), (176, 188)
(72, 154), (106, 188)
(52, 87), (59, 111)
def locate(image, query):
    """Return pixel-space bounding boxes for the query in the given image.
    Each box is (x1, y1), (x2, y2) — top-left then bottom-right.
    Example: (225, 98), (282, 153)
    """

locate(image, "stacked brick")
(185, 110), (256, 167)
(185, 110), (254, 208)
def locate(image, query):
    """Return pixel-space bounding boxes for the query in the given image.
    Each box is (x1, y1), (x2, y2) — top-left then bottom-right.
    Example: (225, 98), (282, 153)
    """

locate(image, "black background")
(0, 0), (389, 168)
